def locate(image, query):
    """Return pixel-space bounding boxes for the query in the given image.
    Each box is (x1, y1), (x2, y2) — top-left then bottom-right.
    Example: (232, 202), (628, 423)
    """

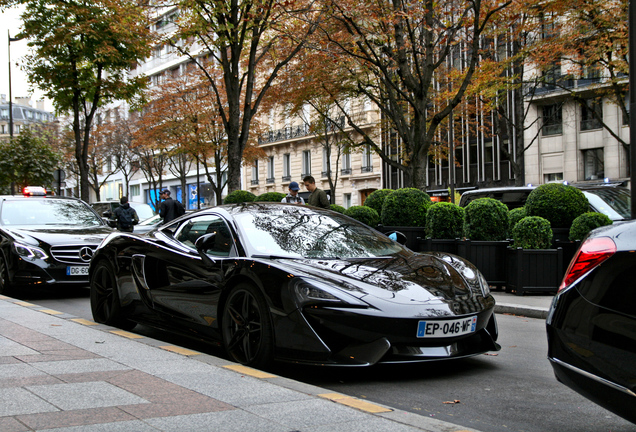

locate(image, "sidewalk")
(0, 295), (487, 432)
(491, 291), (554, 319)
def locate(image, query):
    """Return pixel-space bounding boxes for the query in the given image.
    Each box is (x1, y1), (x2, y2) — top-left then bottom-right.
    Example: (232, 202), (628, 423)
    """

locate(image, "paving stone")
(145, 410), (293, 432)
(38, 421), (159, 432)
(18, 407), (138, 431)
(25, 381), (149, 410)
(0, 335), (40, 356)
(0, 363), (47, 380)
(31, 358), (131, 375)
(0, 387), (59, 416)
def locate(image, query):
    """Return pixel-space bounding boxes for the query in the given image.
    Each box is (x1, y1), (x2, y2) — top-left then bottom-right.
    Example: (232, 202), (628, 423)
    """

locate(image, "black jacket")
(159, 197), (178, 223)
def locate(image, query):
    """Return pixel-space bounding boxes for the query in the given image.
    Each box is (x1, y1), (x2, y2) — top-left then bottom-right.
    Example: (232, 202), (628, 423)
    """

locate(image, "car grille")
(50, 245), (99, 265)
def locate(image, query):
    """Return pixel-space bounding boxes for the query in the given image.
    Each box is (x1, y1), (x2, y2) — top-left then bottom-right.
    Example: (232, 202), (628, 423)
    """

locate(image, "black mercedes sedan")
(89, 202), (500, 367)
(547, 220), (636, 424)
(0, 193), (112, 295)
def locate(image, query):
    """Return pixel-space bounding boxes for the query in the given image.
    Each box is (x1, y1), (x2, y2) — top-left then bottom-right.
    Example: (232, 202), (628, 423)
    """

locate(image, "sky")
(0, 6), (53, 111)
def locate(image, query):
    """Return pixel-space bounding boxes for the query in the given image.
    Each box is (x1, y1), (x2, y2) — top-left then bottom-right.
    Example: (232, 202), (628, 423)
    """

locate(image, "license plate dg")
(66, 266), (89, 276)
(416, 316), (477, 338)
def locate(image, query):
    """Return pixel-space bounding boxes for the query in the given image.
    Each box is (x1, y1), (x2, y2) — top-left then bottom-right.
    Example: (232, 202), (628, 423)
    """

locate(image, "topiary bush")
(330, 204), (346, 214)
(512, 216), (553, 249)
(363, 189), (394, 215)
(223, 190), (256, 204)
(463, 198), (510, 241)
(525, 183), (589, 229)
(255, 191), (286, 202)
(425, 202), (465, 239)
(380, 188), (432, 227)
(569, 212), (613, 241)
(509, 207), (527, 232)
(344, 206), (380, 227)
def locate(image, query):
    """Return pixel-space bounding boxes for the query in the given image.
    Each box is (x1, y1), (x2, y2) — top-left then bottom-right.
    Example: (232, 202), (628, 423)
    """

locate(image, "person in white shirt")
(281, 181), (305, 204)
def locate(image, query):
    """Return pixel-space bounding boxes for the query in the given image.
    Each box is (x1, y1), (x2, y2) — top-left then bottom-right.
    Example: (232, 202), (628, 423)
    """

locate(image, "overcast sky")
(1, 6), (52, 111)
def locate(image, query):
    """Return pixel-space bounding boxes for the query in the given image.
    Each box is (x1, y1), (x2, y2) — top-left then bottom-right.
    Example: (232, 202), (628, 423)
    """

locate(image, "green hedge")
(330, 204), (346, 214)
(569, 212), (613, 241)
(509, 207), (527, 231)
(223, 190), (256, 204)
(525, 183), (589, 229)
(425, 202), (465, 239)
(463, 198), (509, 241)
(255, 191), (286, 202)
(512, 216), (553, 249)
(381, 188), (432, 226)
(344, 206), (380, 227)
(364, 189), (394, 214)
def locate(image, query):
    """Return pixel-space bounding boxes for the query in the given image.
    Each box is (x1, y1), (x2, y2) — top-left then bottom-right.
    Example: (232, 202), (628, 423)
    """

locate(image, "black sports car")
(547, 220), (636, 424)
(89, 202), (500, 367)
(0, 194), (113, 294)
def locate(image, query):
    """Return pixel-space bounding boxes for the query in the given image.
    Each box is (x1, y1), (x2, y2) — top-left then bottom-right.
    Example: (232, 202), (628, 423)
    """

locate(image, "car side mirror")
(195, 233), (217, 267)
(387, 231), (407, 245)
(103, 210), (112, 218)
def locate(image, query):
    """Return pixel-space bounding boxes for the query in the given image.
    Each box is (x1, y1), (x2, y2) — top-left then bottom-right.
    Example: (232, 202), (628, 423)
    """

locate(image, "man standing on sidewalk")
(159, 189), (178, 223)
(303, 175), (330, 209)
(281, 181), (305, 204)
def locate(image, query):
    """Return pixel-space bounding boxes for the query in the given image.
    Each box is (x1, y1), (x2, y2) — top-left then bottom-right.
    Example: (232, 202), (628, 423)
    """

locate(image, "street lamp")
(8, 30), (25, 139)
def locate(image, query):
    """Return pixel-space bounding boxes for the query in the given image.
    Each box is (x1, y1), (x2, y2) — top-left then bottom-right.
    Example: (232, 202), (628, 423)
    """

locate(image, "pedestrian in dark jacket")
(303, 175), (330, 209)
(113, 196), (139, 233)
(281, 181), (305, 204)
(159, 189), (178, 223)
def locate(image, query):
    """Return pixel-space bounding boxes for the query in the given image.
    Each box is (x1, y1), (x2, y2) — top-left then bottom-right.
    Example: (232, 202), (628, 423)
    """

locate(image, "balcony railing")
(341, 168), (352, 175)
(251, 179), (259, 185)
(580, 118), (602, 131)
(542, 124), (563, 136)
(321, 170), (331, 178)
(266, 177), (275, 184)
(361, 166), (373, 173)
(282, 175), (291, 182)
(259, 124), (309, 144)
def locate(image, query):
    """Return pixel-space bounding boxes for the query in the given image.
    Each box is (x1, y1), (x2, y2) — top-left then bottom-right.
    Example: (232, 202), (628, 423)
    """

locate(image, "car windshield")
(583, 188), (631, 220)
(0, 199), (104, 226)
(231, 205), (407, 259)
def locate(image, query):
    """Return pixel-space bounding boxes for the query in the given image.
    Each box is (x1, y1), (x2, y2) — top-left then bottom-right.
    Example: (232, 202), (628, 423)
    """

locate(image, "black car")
(0, 194), (113, 294)
(89, 202), (500, 367)
(547, 220), (636, 423)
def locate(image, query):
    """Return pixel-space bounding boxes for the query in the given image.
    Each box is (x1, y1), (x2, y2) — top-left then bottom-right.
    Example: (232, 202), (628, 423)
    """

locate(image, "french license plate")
(416, 316), (477, 338)
(66, 266), (89, 276)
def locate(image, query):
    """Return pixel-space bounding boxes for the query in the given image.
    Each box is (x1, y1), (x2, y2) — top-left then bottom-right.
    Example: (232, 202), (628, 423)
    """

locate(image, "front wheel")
(90, 260), (135, 330)
(0, 256), (13, 296)
(222, 283), (274, 368)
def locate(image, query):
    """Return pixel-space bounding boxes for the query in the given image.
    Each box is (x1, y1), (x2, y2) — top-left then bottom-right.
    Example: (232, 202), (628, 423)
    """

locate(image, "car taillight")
(558, 237), (616, 292)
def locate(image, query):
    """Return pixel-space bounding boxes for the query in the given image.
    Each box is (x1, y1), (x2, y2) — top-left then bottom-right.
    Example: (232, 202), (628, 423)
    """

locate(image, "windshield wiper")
(251, 254), (300, 260)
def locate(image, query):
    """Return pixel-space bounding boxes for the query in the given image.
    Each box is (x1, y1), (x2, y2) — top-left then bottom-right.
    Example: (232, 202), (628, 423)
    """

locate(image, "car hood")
(272, 253), (485, 308)
(3, 225), (113, 247)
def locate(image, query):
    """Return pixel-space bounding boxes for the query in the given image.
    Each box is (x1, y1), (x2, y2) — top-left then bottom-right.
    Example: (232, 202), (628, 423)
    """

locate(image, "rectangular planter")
(418, 238), (460, 255)
(456, 239), (511, 288)
(506, 247), (564, 296)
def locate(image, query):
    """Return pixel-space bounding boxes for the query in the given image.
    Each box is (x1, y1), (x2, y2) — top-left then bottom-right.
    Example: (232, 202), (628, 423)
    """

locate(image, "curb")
(494, 303), (549, 319)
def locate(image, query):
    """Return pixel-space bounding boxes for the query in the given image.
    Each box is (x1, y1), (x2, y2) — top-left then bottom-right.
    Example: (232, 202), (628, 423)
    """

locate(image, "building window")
(322, 148), (330, 177)
(266, 156), (275, 183)
(581, 98), (603, 131)
(544, 173), (563, 183)
(251, 160), (259, 185)
(282, 153), (291, 181)
(130, 185), (140, 197)
(14, 125), (20, 133)
(541, 104), (562, 136)
(361, 145), (373, 172)
(583, 148), (604, 180)
(343, 193), (352, 209)
(1, 108), (8, 118)
(302, 151), (311, 177)
(341, 151), (351, 175)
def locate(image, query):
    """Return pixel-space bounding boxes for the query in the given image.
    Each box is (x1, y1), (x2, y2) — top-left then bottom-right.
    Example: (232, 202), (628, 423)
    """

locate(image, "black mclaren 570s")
(90, 202), (500, 367)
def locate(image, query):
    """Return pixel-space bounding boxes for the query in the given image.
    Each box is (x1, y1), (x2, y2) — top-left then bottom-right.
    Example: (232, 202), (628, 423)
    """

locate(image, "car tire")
(0, 256), (13, 296)
(90, 260), (135, 330)
(222, 283), (274, 368)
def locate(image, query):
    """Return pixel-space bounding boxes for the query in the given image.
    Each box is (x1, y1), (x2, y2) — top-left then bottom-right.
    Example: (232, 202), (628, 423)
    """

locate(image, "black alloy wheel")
(0, 256), (12, 296)
(90, 260), (135, 330)
(222, 283), (274, 368)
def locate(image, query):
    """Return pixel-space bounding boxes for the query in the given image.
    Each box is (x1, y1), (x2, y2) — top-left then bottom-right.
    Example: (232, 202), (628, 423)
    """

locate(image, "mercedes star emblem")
(79, 247), (94, 262)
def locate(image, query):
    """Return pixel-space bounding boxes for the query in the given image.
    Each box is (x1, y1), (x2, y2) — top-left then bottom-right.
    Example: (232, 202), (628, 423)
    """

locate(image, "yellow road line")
(223, 364), (277, 379)
(110, 330), (144, 339)
(39, 309), (63, 315)
(70, 318), (99, 326)
(14, 301), (35, 307)
(159, 345), (201, 356)
(318, 393), (392, 413)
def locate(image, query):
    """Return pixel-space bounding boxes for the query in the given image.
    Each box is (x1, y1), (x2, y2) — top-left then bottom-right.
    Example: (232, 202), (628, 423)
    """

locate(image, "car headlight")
(477, 271), (490, 297)
(13, 242), (48, 260)
(292, 278), (368, 308)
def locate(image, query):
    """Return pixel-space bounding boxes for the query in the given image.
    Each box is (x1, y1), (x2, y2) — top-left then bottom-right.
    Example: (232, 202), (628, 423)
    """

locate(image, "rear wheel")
(90, 260), (135, 330)
(0, 256), (13, 296)
(222, 283), (274, 368)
